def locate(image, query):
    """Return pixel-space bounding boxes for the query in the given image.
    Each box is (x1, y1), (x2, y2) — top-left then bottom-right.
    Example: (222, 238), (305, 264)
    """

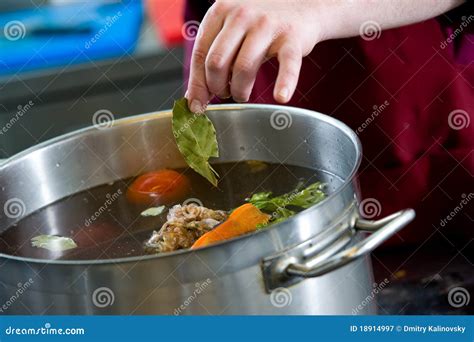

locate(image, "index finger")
(187, 5), (226, 113)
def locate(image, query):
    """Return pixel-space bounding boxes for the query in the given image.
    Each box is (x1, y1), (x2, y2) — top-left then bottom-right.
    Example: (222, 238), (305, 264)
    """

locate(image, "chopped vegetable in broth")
(0, 162), (328, 260)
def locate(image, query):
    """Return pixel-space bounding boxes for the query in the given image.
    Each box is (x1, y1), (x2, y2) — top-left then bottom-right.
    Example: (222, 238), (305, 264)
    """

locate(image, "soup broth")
(0, 162), (330, 260)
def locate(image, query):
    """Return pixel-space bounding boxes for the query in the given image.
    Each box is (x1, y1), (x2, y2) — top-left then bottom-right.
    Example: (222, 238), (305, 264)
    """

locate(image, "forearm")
(315, 0), (465, 41)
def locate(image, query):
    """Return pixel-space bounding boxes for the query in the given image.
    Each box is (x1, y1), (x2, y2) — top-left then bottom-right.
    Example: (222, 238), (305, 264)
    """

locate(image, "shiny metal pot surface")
(0, 104), (414, 315)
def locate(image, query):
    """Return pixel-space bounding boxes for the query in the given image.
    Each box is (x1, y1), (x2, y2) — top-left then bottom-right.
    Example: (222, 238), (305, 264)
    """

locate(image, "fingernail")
(278, 87), (289, 102)
(217, 88), (231, 99)
(184, 90), (189, 98)
(218, 93), (232, 99)
(190, 99), (204, 113)
(233, 96), (248, 103)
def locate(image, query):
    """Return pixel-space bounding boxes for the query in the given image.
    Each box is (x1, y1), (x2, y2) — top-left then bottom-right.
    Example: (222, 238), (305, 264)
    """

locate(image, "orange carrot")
(191, 203), (270, 249)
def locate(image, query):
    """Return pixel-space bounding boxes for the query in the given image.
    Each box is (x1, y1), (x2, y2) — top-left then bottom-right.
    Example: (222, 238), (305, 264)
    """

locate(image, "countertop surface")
(373, 235), (473, 315)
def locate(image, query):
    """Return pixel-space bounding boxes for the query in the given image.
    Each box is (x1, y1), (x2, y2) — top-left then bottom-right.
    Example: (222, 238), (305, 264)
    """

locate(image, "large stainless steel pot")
(0, 104), (414, 315)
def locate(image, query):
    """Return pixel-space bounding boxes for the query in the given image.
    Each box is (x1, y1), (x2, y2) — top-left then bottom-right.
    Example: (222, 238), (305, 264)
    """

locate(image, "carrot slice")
(191, 203), (270, 249)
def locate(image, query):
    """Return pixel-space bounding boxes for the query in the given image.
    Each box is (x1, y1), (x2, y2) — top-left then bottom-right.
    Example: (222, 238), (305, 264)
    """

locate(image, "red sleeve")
(438, 2), (474, 65)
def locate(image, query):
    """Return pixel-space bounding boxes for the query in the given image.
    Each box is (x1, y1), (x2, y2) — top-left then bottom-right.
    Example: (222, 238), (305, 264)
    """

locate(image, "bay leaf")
(172, 97), (219, 186)
(31, 235), (77, 252)
(140, 206), (165, 217)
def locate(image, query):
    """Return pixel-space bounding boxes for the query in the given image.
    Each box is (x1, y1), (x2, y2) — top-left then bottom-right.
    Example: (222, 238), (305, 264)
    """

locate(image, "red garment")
(183, 3), (474, 245)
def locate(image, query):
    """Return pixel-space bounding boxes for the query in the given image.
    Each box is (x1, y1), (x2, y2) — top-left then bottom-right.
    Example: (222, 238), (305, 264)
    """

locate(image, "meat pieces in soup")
(144, 204), (227, 253)
(143, 180), (326, 253)
(0, 162), (327, 260)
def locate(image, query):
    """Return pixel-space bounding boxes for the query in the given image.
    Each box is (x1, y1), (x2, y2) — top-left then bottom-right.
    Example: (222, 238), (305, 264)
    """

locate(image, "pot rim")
(0, 103), (362, 265)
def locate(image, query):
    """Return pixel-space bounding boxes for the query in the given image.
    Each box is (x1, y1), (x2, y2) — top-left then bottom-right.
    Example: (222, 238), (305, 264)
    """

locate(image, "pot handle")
(285, 209), (415, 278)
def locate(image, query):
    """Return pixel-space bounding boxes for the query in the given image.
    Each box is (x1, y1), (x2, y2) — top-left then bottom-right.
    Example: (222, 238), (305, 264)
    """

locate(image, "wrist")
(309, 0), (345, 43)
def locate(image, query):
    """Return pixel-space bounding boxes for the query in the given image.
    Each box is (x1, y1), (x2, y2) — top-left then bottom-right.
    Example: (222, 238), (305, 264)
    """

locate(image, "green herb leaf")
(140, 206), (165, 217)
(31, 235), (77, 252)
(247, 182), (326, 224)
(172, 98), (219, 186)
(283, 182), (326, 208)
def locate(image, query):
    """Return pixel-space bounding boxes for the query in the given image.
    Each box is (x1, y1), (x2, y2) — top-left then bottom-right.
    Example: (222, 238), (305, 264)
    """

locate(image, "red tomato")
(127, 169), (191, 205)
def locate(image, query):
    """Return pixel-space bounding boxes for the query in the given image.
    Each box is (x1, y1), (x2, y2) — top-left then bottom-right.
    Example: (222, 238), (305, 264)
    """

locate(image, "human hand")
(185, 0), (323, 113)
(185, 0), (464, 113)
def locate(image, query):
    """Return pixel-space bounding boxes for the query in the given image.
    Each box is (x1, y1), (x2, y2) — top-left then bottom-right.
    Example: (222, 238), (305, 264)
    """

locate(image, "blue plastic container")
(0, 0), (143, 76)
